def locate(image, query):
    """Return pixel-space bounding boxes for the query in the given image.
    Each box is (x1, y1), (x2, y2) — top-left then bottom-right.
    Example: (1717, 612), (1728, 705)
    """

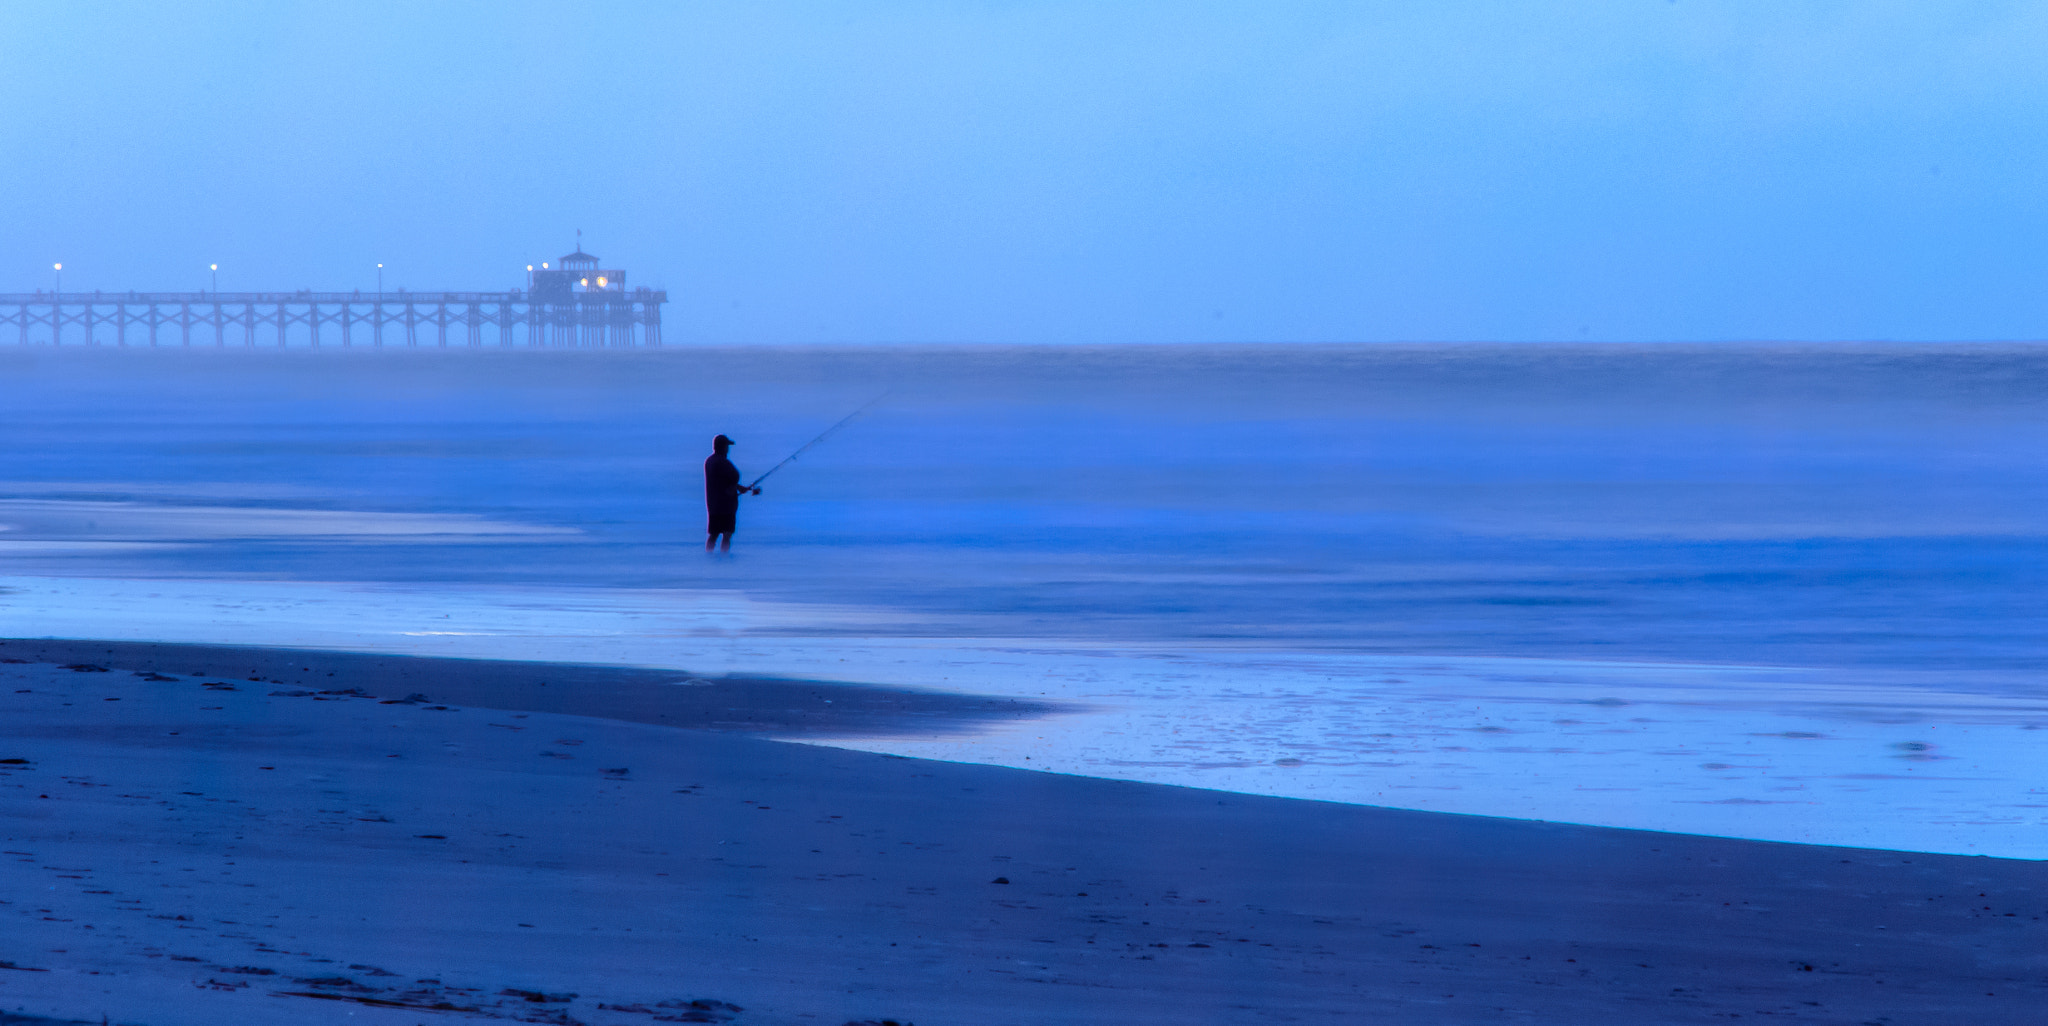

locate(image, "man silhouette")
(704, 434), (758, 551)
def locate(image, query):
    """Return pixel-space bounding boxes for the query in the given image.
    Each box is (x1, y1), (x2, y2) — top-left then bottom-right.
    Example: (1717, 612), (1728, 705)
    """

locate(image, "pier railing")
(0, 289), (667, 347)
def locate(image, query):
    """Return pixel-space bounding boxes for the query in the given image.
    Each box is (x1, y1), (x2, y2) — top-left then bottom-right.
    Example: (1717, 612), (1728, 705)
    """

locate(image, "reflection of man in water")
(704, 434), (757, 551)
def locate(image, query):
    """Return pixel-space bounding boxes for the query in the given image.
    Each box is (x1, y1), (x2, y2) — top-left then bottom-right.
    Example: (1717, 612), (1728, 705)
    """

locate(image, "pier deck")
(0, 289), (667, 347)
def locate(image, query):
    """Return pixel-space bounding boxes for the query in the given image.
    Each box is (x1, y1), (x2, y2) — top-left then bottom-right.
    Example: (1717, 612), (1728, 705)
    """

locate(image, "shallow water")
(3, 343), (2046, 855)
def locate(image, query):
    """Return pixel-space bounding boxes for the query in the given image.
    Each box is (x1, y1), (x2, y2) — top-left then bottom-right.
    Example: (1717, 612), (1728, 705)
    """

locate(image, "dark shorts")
(707, 509), (737, 535)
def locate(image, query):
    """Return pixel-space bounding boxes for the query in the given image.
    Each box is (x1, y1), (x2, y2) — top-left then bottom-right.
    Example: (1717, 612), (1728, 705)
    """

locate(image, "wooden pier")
(1, 251), (667, 347)
(0, 288), (666, 348)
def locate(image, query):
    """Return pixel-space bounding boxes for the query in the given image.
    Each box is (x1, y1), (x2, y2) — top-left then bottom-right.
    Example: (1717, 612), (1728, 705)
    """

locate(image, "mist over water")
(5, 342), (2047, 855)
(10, 342), (2048, 667)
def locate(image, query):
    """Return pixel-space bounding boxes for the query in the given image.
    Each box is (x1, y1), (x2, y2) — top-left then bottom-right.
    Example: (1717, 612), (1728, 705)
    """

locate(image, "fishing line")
(744, 390), (892, 491)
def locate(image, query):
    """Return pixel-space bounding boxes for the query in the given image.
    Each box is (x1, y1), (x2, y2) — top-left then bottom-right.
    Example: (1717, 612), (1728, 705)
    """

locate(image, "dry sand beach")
(2, 640), (2043, 1025)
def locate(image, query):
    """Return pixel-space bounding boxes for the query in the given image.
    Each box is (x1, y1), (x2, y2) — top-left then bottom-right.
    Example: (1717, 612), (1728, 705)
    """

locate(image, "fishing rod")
(744, 391), (891, 492)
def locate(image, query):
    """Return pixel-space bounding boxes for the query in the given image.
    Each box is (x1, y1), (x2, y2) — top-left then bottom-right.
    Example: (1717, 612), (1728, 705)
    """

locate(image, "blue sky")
(5, 2), (2046, 342)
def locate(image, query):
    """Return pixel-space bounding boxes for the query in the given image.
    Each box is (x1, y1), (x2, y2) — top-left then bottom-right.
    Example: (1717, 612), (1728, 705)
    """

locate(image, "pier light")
(53, 263), (61, 271)
(541, 263), (548, 269)
(580, 277), (589, 286)
(595, 276), (607, 288)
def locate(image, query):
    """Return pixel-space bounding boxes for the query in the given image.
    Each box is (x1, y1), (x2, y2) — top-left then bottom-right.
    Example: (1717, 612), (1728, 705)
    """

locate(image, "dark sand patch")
(1, 645), (2044, 1023)
(0, 637), (1068, 737)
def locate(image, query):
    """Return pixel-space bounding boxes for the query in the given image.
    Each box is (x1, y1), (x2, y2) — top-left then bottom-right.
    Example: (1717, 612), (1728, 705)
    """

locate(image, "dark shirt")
(705, 454), (743, 513)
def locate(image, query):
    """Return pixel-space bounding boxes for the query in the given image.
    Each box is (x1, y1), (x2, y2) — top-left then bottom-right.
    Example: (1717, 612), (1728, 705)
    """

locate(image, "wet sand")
(0, 638), (1067, 738)
(1, 639), (2043, 1025)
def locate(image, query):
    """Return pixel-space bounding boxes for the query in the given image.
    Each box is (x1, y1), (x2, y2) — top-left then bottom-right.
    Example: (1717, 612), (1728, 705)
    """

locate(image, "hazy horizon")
(9, 2), (2048, 344)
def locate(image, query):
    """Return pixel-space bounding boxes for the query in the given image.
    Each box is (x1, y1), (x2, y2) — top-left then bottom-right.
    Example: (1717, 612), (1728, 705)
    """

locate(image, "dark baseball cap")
(713, 434), (735, 446)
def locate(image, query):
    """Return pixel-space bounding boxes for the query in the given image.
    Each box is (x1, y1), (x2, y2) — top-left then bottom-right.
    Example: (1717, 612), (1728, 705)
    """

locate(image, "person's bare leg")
(719, 533), (733, 551)
(706, 533), (718, 551)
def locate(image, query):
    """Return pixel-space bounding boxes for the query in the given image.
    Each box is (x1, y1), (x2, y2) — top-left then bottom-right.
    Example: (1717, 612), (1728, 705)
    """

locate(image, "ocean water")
(3, 343), (2046, 856)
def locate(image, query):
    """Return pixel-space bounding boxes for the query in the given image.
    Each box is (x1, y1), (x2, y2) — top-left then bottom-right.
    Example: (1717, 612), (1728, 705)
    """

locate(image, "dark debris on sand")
(502, 987), (578, 1003)
(269, 974), (753, 1024)
(598, 998), (745, 1023)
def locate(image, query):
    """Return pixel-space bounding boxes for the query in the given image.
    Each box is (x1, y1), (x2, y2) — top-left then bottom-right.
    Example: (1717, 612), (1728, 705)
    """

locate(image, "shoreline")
(0, 637), (1070, 739)
(2, 640), (2043, 1024)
